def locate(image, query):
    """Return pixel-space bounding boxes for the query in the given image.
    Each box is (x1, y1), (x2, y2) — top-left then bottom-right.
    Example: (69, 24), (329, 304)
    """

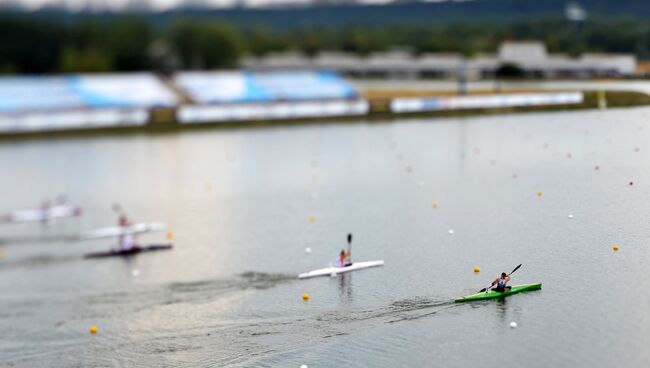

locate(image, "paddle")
(112, 203), (123, 216)
(478, 264), (522, 293)
(347, 233), (352, 264)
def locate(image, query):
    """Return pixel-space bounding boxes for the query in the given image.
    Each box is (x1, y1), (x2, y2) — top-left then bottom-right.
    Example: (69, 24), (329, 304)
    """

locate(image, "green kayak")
(455, 283), (542, 303)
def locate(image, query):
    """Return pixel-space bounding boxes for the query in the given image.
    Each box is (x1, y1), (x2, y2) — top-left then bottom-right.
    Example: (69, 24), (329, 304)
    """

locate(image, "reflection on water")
(338, 273), (353, 302)
(0, 234), (79, 245)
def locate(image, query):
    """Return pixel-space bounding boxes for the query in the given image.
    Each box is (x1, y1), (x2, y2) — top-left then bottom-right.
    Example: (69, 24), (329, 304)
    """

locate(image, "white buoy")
(132, 269), (140, 277)
(568, 214), (574, 219)
(448, 229), (455, 235)
(300, 365), (308, 368)
(304, 247), (312, 254)
(510, 321), (517, 328)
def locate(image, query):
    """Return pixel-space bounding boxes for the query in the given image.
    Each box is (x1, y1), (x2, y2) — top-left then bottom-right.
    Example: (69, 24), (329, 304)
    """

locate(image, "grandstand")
(0, 71), (368, 133)
(0, 73), (178, 133)
(0, 69), (588, 134)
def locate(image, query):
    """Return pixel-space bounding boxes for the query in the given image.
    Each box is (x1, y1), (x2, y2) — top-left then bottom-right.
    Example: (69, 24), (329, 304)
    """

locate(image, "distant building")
(487, 42), (636, 78)
(499, 42), (548, 62)
(242, 41), (637, 79)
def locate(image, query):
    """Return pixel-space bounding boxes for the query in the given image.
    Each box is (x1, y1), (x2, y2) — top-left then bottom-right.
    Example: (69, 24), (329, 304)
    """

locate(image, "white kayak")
(1, 205), (82, 223)
(298, 260), (384, 279)
(80, 222), (167, 240)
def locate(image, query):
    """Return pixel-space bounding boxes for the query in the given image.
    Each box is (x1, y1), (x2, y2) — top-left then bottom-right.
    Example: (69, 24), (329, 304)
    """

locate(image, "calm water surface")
(1, 107), (650, 367)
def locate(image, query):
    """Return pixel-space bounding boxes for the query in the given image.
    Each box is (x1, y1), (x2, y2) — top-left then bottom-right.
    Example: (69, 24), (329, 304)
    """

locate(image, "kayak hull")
(80, 222), (167, 240)
(84, 244), (173, 259)
(2, 205), (81, 223)
(298, 260), (384, 279)
(455, 283), (542, 303)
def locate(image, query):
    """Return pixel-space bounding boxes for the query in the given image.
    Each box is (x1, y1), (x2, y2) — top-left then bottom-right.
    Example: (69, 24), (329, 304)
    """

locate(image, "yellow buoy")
(89, 325), (98, 334)
(308, 216), (316, 224)
(166, 231), (174, 241)
(474, 267), (480, 273)
(537, 192), (543, 197)
(613, 245), (619, 251)
(302, 293), (310, 301)
(0, 249), (4, 259)
(432, 202), (438, 209)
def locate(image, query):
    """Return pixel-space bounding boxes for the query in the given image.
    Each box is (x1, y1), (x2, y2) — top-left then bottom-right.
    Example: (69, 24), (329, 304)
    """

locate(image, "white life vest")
(120, 234), (135, 251)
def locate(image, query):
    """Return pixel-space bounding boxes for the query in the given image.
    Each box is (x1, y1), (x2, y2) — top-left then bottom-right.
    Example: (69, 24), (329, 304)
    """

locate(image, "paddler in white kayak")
(490, 272), (512, 292)
(298, 233), (384, 279)
(338, 233), (353, 267)
(114, 204), (136, 252)
(40, 198), (51, 226)
(40, 195), (71, 225)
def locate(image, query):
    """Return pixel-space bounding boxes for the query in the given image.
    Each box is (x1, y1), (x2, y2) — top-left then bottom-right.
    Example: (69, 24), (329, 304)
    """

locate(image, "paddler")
(339, 249), (351, 267)
(338, 233), (353, 267)
(117, 213), (136, 252)
(40, 198), (51, 225)
(491, 272), (511, 292)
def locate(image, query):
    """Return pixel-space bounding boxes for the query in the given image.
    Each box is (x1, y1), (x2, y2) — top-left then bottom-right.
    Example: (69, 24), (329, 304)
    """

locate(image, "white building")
(242, 41), (637, 79)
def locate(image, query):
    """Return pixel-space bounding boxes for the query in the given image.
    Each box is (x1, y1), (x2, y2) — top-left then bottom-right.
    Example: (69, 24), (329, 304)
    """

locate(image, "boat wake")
(83, 272), (298, 314)
(365, 296), (459, 324)
(237, 271), (297, 289)
(313, 296), (458, 326)
(0, 234), (79, 246)
(167, 272), (295, 294)
(384, 297), (459, 323)
(0, 254), (81, 270)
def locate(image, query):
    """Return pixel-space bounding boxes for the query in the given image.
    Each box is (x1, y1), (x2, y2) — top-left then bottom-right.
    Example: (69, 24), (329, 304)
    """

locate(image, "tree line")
(0, 15), (648, 74)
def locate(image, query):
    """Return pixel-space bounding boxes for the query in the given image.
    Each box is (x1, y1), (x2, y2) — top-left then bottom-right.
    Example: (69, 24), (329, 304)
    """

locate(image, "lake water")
(2, 106), (650, 367)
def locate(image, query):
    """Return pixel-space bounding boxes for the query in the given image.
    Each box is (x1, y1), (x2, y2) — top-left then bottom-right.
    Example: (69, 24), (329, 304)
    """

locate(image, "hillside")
(17, 0), (650, 29)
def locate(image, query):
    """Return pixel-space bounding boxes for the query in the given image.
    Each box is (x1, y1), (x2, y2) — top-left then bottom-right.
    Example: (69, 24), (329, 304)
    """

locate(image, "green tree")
(0, 17), (63, 73)
(58, 47), (113, 72)
(107, 18), (154, 71)
(168, 20), (243, 69)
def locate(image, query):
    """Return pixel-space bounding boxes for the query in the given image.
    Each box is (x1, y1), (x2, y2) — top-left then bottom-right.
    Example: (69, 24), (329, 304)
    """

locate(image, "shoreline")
(1, 90), (649, 142)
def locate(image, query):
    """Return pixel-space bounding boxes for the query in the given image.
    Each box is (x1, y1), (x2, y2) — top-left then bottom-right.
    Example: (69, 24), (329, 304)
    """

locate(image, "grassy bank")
(1, 90), (649, 141)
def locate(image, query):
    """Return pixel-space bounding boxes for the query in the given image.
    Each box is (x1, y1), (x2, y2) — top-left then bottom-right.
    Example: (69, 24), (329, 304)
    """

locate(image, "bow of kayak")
(455, 283), (542, 303)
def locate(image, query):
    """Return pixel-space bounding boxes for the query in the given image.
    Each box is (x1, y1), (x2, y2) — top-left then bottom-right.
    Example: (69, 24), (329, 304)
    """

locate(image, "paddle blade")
(509, 264), (522, 276)
(347, 233), (352, 244)
(478, 285), (492, 293)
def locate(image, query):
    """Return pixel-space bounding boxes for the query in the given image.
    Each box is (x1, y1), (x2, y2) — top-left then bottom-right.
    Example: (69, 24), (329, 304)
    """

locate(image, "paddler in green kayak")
(491, 272), (512, 292)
